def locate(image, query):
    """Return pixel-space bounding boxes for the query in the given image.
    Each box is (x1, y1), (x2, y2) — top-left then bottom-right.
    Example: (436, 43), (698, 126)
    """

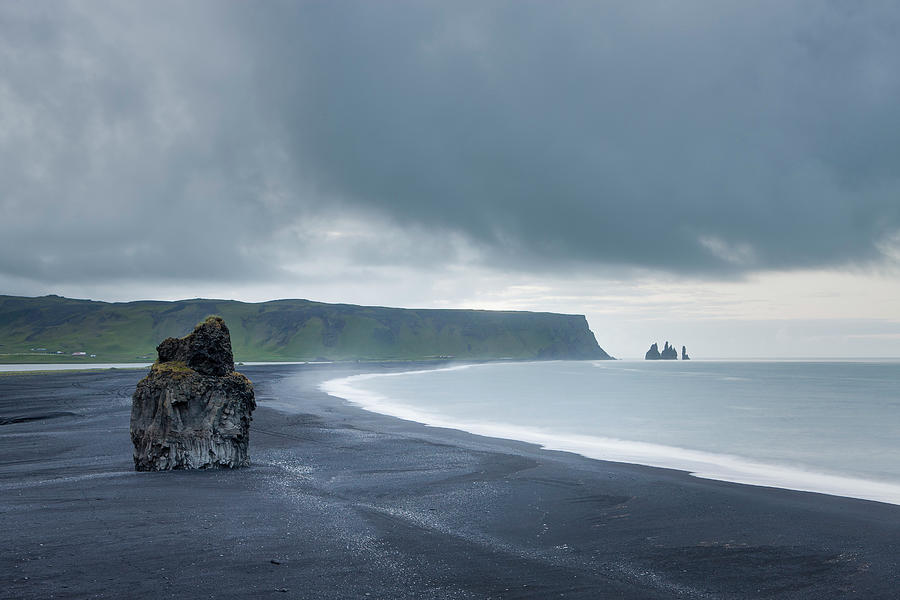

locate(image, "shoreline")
(3, 363), (899, 598)
(318, 363), (900, 507)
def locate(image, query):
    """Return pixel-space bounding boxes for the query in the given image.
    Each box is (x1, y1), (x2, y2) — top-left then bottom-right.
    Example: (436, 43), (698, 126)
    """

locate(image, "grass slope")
(0, 295), (612, 363)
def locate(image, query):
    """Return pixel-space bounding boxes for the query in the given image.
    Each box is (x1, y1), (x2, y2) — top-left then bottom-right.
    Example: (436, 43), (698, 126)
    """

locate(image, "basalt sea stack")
(645, 343), (662, 360)
(645, 341), (680, 360)
(130, 316), (255, 471)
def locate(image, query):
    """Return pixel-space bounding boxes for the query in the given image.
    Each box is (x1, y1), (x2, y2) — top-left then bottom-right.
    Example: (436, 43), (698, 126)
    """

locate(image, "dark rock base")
(130, 364), (255, 471)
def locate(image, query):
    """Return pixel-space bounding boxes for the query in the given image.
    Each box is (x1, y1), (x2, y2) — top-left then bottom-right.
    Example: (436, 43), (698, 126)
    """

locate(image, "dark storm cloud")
(2, 1), (899, 285)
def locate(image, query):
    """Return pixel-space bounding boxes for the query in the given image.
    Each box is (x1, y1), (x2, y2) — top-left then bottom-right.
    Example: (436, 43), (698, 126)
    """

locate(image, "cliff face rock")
(645, 341), (680, 360)
(130, 317), (255, 471)
(0, 294), (614, 362)
(682, 345), (690, 360)
(156, 317), (234, 376)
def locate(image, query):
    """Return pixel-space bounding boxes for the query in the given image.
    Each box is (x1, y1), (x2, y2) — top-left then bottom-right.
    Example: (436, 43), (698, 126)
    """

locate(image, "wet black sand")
(1, 363), (898, 599)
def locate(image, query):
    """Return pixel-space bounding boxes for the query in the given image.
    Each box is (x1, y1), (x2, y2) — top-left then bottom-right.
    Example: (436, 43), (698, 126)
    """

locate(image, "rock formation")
(682, 345), (690, 360)
(130, 316), (256, 471)
(645, 341), (680, 360)
(661, 341), (678, 359)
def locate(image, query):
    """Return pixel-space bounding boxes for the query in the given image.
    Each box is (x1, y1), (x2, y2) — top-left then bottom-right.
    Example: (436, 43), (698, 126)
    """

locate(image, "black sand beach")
(2, 363), (898, 599)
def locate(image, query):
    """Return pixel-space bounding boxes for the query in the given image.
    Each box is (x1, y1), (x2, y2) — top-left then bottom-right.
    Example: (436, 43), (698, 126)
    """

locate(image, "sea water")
(321, 360), (900, 505)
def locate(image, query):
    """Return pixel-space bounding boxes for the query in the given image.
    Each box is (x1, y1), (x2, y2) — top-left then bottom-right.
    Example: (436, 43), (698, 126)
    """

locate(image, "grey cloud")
(2, 1), (900, 287)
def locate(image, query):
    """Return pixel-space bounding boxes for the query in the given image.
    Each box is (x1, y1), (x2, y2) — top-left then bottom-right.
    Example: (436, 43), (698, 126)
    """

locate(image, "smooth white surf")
(321, 360), (900, 506)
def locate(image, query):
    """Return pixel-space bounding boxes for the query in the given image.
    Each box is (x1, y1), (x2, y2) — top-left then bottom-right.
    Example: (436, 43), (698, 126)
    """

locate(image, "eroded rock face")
(646, 341), (681, 360)
(155, 316), (234, 376)
(130, 317), (255, 471)
(660, 341), (678, 360)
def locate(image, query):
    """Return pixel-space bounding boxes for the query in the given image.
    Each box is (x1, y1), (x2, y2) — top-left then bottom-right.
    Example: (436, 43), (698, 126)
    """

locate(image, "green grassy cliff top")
(0, 294), (613, 363)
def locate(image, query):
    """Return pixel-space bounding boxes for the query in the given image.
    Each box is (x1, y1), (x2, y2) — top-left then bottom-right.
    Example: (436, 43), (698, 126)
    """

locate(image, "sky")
(1, 1), (899, 358)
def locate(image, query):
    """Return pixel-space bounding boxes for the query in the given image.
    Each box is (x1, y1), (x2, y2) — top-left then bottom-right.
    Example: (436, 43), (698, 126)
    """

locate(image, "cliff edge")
(0, 295), (613, 361)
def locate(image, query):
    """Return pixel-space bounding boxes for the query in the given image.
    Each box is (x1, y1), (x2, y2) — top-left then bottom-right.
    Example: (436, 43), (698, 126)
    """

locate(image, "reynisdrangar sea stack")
(130, 316), (256, 471)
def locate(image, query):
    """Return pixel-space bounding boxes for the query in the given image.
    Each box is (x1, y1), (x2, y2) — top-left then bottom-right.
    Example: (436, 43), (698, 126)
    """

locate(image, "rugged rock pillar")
(660, 341), (678, 359)
(645, 343), (661, 360)
(130, 316), (256, 471)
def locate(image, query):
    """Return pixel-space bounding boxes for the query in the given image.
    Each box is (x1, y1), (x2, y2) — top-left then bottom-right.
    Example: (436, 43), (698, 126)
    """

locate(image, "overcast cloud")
(2, 0), (900, 287)
(2, 1), (900, 357)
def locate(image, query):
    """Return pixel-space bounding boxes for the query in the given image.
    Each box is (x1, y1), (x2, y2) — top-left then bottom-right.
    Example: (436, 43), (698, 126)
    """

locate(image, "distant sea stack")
(682, 345), (690, 360)
(660, 342), (678, 359)
(130, 316), (256, 471)
(645, 341), (680, 360)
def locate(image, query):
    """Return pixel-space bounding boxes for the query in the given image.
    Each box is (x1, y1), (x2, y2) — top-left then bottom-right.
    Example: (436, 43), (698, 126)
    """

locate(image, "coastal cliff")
(0, 294), (613, 362)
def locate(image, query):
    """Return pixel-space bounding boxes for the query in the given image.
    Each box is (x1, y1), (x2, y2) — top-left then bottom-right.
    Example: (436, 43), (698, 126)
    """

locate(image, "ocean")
(321, 360), (900, 505)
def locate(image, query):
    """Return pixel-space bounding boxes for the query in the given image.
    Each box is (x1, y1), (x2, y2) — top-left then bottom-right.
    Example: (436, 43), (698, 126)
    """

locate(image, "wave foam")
(320, 370), (900, 506)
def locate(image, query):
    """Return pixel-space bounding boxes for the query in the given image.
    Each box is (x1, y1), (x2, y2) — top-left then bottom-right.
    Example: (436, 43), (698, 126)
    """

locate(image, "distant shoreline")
(4, 355), (900, 371)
